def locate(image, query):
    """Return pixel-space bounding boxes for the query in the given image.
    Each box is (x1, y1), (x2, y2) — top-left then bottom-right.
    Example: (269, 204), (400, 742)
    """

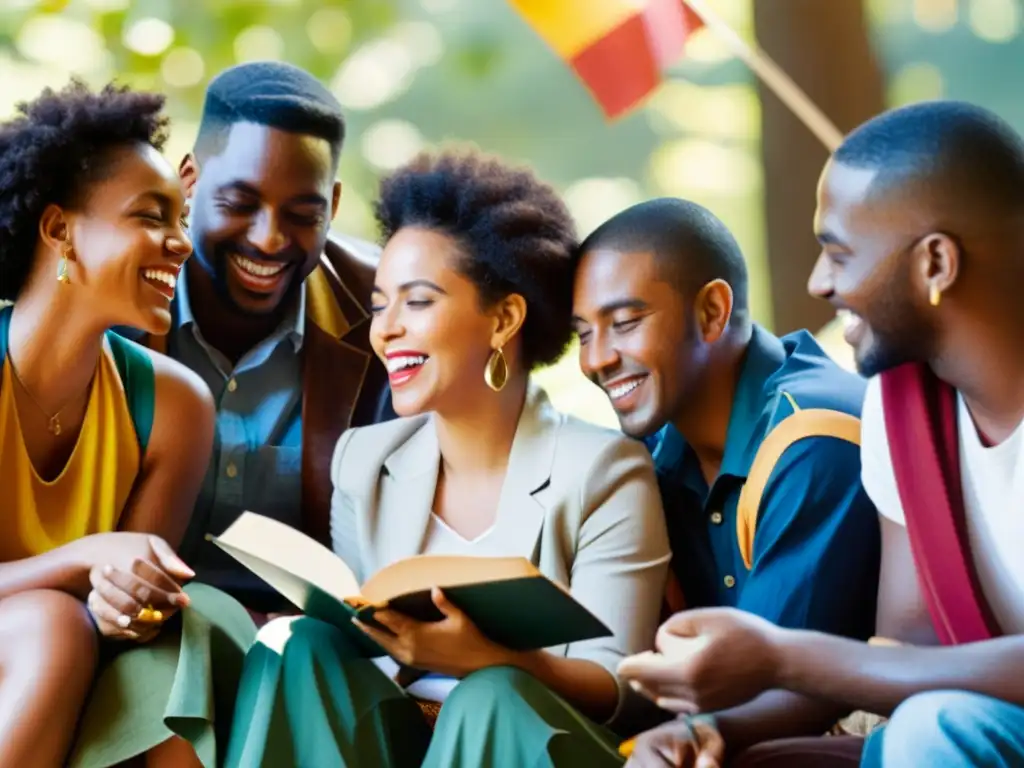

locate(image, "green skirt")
(67, 583), (256, 768)
(225, 616), (625, 768)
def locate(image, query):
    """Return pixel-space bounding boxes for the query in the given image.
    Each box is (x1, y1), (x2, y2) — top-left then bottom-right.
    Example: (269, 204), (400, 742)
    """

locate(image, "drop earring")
(57, 242), (72, 285)
(484, 347), (508, 392)
(929, 282), (941, 307)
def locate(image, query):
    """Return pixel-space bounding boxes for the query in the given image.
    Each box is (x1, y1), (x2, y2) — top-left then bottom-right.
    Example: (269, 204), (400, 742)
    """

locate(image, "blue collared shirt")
(169, 272), (308, 605)
(646, 326), (880, 639)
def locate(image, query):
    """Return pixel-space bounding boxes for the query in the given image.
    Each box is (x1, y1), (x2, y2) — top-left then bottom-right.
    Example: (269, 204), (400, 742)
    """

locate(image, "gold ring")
(137, 606), (163, 623)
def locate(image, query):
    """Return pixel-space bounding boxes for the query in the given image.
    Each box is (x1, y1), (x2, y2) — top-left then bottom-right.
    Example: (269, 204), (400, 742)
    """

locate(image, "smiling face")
(63, 142), (192, 334)
(573, 248), (703, 438)
(185, 122), (340, 316)
(370, 226), (511, 417)
(808, 160), (940, 377)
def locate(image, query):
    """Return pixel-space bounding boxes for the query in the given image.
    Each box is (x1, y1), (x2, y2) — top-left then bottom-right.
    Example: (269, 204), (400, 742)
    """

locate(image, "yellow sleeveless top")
(0, 345), (141, 561)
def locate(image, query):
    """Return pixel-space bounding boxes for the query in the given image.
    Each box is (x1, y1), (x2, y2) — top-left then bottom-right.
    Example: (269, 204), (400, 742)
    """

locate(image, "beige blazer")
(329, 385), (670, 722)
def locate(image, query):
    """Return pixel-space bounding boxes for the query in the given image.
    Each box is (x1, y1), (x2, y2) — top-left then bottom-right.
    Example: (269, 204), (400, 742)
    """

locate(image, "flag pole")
(683, 0), (844, 152)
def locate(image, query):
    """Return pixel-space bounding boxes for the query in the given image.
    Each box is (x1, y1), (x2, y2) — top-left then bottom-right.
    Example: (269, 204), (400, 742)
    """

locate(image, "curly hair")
(0, 80), (169, 301)
(374, 150), (578, 370)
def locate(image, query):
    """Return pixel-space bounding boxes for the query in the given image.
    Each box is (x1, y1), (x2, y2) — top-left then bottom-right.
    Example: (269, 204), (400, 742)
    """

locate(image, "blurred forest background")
(2, 0), (1022, 426)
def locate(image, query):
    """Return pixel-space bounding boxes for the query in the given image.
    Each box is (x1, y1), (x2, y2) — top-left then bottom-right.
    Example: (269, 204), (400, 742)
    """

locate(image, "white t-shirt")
(861, 376), (1024, 634)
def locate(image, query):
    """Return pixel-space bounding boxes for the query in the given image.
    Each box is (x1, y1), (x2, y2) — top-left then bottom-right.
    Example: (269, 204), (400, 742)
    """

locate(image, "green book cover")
(355, 577), (612, 651)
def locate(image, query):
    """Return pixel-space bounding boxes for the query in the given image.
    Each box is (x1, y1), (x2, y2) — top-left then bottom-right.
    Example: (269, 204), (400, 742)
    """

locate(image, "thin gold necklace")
(7, 354), (69, 436)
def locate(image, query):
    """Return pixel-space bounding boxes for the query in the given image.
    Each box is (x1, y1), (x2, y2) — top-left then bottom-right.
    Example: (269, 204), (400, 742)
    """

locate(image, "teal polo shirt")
(646, 325), (880, 640)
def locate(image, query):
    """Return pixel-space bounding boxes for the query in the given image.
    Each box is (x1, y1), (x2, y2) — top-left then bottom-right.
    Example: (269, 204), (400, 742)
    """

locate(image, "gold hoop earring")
(929, 283), (941, 307)
(57, 243), (72, 285)
(484, 347), (508, 392)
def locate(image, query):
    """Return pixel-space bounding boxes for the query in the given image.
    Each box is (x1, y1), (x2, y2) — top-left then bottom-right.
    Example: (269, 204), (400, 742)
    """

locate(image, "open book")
(210, 512), (612, 657)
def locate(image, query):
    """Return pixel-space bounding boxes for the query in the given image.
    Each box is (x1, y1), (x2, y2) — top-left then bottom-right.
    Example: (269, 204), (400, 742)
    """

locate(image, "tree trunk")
(754, 0), (885, 334)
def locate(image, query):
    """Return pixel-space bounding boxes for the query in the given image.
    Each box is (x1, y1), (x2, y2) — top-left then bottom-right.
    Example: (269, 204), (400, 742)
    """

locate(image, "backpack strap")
(736, 393), (861, 570)
(881, 363), (1001, 644)
(106, 332), (156, 454)
(0, 305), (10, 362)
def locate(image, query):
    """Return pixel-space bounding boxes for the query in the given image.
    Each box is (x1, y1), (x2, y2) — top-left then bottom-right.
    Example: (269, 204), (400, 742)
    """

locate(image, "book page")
(361, 554), (539, 604)
(212, 512), (361, 602)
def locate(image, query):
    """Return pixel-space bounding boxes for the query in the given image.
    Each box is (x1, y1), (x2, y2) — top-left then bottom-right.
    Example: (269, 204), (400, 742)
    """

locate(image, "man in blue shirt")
(571, 198), (880, 762)
(129, 62), (394, 615)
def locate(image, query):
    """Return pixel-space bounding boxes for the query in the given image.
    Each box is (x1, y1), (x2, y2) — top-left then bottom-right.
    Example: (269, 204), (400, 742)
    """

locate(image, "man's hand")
(626, 716), (724, 768)
(618, 608), (783, 714)
(77, 533), (193, 641)
(354, 587), (508, 678)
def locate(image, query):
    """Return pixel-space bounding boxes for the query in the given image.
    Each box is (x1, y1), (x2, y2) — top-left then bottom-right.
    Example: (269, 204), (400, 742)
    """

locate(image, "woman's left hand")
(355, 587), (510, 678)
(86, 561), (180, 642)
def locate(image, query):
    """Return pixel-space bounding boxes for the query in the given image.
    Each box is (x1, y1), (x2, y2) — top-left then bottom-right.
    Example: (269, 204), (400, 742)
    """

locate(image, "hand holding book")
(354, 585), (513, 678)
(210, 512), (612, 663)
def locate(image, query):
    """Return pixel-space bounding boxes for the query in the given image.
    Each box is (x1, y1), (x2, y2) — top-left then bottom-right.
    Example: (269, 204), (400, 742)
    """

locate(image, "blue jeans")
(862, 691), (1024, 767)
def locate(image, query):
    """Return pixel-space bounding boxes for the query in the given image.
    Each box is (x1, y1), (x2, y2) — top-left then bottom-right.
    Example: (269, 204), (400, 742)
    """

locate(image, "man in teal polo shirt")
(571, 198), (880, 764)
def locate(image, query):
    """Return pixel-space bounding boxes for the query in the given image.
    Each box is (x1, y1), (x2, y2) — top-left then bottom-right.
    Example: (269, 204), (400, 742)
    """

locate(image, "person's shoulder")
(143, 342), (214, 415)
(338, 414), (430, 457)
(320, 231), (381, 304)
(556, 409), (635, 449)
(330, 413), (431, 485)
(550, 411), (654, 479)
(749, 329), (866, 478)
(106, 332), (200, 399)
(546, 412), (662, 528)
(859, 375), (887, 450)
(112, 336), (214, 457)
(771, 328), (867, 419)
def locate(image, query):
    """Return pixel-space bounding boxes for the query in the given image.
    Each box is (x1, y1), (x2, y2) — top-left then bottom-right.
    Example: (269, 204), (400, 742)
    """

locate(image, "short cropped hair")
(834, 100), (1024, 213)
(375, 150), (578, 369)
(195, 61), (345, 165)
(0, 80), (168, 301)
(578, 197), (750, 324)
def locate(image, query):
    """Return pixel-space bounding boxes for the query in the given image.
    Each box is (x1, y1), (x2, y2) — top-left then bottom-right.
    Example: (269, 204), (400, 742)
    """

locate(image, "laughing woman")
(0, 82), (254, 768)
(225, 150), (671, 768)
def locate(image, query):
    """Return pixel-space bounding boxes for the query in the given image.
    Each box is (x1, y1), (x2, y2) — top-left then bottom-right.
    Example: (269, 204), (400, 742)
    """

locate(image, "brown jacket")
(140, 233), (393, 546)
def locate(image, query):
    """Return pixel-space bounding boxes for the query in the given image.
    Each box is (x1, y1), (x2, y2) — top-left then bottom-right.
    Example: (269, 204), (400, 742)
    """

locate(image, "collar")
(305, 257), (367, 341)
(383, 383), (558, 495)
(176, 262), (306, 352)
(719, 324), (787, 478)
(648, 324), (786, 483)
(376, 383), (558, 568)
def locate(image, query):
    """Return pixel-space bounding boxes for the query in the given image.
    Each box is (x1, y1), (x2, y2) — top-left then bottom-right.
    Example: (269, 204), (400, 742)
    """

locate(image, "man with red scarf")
(618, 100), (1024, 767)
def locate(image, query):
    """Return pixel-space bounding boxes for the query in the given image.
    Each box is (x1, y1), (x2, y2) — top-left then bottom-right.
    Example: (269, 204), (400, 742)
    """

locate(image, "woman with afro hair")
(224, 149), (670, 767)
(0, 81), (255, 767)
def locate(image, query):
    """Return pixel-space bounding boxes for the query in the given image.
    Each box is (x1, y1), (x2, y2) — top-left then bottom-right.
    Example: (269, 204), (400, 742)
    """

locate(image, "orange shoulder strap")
(736, 393), (861, 570)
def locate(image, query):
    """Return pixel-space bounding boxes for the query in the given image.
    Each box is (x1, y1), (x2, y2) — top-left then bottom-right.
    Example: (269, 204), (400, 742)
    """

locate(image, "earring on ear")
(56, 242), (72, 285)
(929, 282), (941, 307)
(484, 347), (508, 392)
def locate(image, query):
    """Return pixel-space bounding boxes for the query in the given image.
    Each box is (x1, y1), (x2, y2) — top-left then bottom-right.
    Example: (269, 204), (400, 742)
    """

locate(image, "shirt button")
(226, 462), (238, 479)
(227, 378), (237, 393)
(724, 574), (736, 588)
(710, 511), (723, 525)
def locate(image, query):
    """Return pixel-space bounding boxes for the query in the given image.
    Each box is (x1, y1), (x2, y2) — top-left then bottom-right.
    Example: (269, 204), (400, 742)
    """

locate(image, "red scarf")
(880, 362), (1002, 644)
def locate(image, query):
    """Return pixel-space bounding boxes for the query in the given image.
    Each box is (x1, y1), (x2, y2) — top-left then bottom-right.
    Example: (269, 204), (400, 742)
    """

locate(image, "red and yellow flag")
(509, 0), (703, 119)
